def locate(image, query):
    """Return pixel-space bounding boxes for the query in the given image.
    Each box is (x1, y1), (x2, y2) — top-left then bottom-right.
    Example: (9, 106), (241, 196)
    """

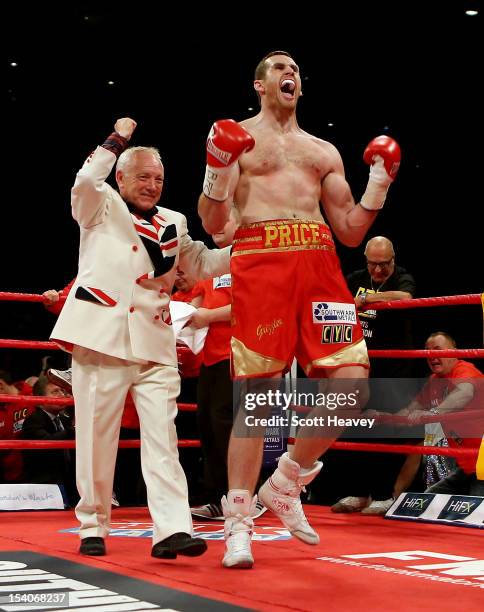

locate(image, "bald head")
(364, 236), (395, 258)
(364, 236), (395, 284)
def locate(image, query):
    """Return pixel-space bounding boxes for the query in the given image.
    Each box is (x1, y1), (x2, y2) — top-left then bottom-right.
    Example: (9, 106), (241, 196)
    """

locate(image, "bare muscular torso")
(235, 115), (339, 225)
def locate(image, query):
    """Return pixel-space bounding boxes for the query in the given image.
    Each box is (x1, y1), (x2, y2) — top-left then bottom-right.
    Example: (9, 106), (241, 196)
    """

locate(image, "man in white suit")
(51, 118), (230, 559)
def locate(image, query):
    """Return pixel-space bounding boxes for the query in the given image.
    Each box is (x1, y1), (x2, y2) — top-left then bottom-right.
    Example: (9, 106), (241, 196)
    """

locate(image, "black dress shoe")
(79, 537), (106, 556)
(151, 532), (207, 559)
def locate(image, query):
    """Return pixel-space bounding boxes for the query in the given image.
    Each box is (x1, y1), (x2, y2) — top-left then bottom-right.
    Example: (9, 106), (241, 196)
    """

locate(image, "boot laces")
(225, 514), (253, 554)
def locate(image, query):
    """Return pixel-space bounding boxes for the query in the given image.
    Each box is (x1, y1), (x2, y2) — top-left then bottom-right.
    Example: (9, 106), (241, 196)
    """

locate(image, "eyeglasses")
(366, 258), (394, 269)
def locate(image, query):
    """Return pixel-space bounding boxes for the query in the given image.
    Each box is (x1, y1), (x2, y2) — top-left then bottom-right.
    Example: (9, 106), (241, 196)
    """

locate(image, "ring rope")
(375, 410), (484, 426)
(2, 339), (483, 360)
(1, 291), (481, 309)
(0, 439), (201, 449)
(0, 394), (197, 411)
(0, 340), (61, 350)
(368, 349), (484, 358)
(0, 292), (46, 303)
(330, 441), (474, 457)
(1, 394), (480, 428)
(1, 439), (473, 458)
(361, 293), (482, 311)
(0, 339), (194, 353)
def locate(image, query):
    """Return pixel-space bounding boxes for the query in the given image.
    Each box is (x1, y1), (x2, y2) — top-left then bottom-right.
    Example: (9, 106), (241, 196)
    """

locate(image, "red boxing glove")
(207, 119), (255, 168)
(360, 135), (401, 211)
(203, 120), (255, 201)
(363, 135), (401, 180)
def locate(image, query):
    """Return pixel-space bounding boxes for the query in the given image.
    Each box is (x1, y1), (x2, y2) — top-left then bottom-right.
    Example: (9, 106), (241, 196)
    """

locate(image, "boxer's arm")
(320, 147), (375, 246)
(321, 137), (400, 246)
(198, 119), (253, 234)
(198, 172), (238, 235)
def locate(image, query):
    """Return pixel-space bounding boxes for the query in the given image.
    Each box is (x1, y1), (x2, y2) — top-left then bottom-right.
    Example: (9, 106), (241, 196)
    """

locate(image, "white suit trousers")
(72, 346), (192, 544)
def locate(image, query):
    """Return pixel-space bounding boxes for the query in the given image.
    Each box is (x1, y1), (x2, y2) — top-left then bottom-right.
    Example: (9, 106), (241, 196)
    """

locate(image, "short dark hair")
(254, 50), (294, 80)
(0, 369), (12, 384)
(254, 50), (294, 106)
(33, 373), (50, 397)
(426, 331), (456, 347)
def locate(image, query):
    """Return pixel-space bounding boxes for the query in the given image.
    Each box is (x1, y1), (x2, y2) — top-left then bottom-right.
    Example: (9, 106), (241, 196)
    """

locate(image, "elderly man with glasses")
(319, 236), (417, 515)
(354, 236), (413, 309)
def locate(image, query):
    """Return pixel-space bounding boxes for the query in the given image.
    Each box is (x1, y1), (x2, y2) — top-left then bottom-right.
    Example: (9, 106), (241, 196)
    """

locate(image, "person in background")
(329, 236), (416, 515)
(22, 374), (77, 507)
(0, 369), (34, 483)
(392, 332), (484, 497)
(190, 209), (266, 521)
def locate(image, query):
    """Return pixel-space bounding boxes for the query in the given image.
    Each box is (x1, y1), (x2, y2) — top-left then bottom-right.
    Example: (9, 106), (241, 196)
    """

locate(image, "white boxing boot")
(221, 489), (257, 569)
(258, 452), (322, 545)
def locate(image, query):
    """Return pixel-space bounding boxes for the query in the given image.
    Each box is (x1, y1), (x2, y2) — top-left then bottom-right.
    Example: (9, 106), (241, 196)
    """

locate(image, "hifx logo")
(394, 493), (434, 517)
(438, 495), (482, 520)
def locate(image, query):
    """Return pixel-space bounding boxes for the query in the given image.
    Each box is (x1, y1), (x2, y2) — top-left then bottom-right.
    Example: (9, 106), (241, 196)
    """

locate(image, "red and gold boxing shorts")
(230, 220), (369, 379)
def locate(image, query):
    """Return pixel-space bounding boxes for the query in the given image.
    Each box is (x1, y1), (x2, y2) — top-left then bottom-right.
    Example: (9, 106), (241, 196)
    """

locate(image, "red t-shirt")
(172, 287), (203, 377)
(0, 381), (34, 481)
(172, 287), (199, 304)
(417, 360), (484, 473)
(193, 274), (232, 367)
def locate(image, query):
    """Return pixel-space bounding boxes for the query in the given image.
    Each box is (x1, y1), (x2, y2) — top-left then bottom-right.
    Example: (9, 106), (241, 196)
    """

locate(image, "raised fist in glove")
(360, 135), (401, 211)
(203, 119), (255, 201)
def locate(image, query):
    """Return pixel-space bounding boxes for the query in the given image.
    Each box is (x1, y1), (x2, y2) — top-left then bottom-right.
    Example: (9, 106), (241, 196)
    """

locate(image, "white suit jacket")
(51, 146), (230, 366)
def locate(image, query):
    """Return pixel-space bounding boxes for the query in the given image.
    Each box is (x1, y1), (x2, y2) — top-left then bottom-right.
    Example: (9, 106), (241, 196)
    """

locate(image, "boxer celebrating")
(198, 51), (401, 569)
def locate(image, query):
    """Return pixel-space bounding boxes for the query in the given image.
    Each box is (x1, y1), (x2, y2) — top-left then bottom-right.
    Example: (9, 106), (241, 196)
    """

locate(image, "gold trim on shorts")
(231, 336), (287, 377)
(232, 244), (335, 257)
(238, 219), (330, 230)
(306, 338), (369, 373)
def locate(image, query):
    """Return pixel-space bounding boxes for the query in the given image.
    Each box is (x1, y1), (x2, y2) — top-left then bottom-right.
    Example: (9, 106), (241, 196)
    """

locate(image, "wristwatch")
(359, 292), (368, 305)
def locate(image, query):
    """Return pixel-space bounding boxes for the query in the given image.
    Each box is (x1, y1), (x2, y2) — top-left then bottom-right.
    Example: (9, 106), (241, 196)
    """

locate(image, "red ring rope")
(0, 291), (481, 308)
(362, 293), (482, 311)
(0, 292), (46, 302)
(1, 439), (474, 459)
(0, 394), (197, 411)
(1, 290), (482, 465)
(0, 439), (201, 449)
(368, 349), (484, 358)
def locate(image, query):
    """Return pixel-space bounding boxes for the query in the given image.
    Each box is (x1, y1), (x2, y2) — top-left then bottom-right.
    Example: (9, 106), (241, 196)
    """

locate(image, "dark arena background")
(2, 4), (483, 610)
